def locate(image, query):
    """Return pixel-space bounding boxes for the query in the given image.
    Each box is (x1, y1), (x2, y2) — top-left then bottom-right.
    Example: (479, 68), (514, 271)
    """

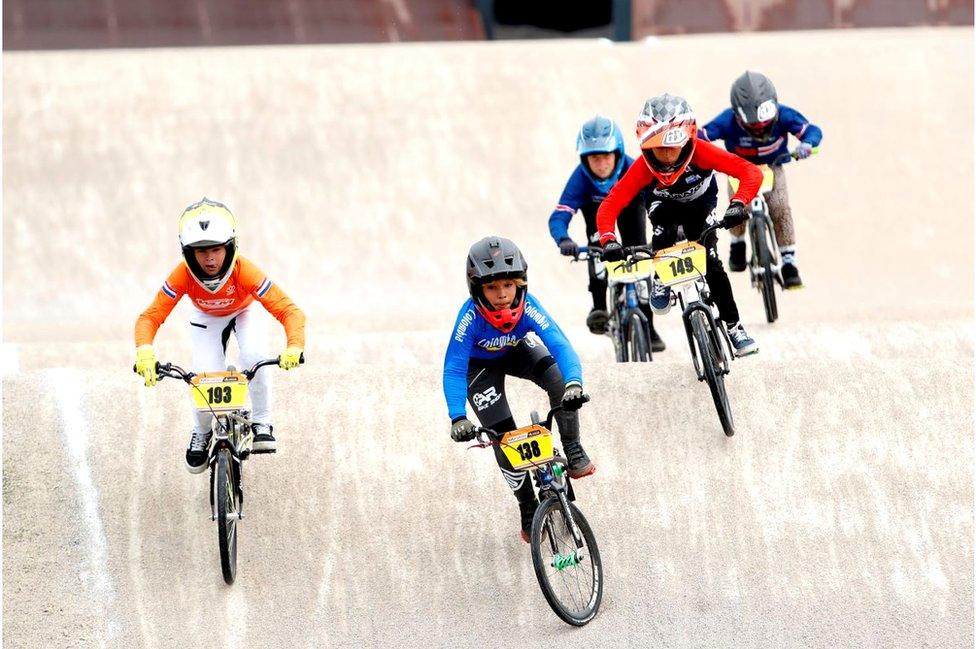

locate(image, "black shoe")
(251, 423), (276, 454)
(781, 262), (803, 289)
(650, 328), (666, 352)
(729, 241), (746, 272)
(586, 308), (609, 334)
(562, 439), (596, 479)
(519, 498), (538, 543)
(185, 429), (212, 474)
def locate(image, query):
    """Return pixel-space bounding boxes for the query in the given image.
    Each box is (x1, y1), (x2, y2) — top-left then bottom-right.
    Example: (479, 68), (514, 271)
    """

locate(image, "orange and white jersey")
(135, 255), (305, 348)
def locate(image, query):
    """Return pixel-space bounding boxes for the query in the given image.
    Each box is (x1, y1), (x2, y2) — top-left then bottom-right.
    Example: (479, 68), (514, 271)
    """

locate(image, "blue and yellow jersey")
(442, 293), (582, 420)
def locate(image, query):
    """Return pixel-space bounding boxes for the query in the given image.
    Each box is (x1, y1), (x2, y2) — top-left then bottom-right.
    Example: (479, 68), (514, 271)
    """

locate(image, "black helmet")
(730, 71), (779, 142)
(466, 236), (528, 332)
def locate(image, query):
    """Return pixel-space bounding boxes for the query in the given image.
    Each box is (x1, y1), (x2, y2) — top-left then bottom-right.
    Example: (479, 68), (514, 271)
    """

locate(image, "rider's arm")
(548, 167), (587, 245)
(443, 301), (478, 420)
(692, 138), (763, 205)
(778, 104), (822, 147)
(240, 257), (306, 348)
(596, 159), (653, 245)
(699, 108), (733, 143)
(522, 294), (583, 387)
(134, 265), (187, 347)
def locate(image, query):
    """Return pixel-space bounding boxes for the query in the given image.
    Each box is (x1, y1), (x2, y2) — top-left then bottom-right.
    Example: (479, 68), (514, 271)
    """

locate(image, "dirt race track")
(3, 27), (973, 648)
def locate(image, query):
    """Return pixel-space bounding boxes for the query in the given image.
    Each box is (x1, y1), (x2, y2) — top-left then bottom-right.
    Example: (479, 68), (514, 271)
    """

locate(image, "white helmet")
(178, 198), (238, 292)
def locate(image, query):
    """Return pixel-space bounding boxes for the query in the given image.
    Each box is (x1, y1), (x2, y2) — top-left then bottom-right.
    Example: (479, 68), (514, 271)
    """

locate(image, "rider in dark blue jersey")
(701, 71), (823, 288)
(443, 236), (594, 543)
(548, 115), (664, 351)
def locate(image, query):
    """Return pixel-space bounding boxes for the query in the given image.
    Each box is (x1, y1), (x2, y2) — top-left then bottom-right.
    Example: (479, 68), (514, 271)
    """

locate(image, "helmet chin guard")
(474, 286), (526, 333)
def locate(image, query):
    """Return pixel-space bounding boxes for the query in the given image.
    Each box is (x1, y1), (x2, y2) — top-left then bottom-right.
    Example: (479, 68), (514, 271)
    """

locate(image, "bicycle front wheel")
(691, 311), (735, 436)
(751, 216), (779, 323)
(215, 448), (240, 584)
(626, 313), (651, 362)
(530, 496), (603, 626)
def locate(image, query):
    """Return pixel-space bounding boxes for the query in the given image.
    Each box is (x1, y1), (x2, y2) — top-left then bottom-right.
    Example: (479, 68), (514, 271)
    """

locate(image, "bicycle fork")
(539, 464), (586, 570)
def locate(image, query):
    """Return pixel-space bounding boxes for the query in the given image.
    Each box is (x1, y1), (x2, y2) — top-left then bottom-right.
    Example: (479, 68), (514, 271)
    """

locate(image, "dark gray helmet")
(466, 236), (528, 332)
(730, 71), (779, 141)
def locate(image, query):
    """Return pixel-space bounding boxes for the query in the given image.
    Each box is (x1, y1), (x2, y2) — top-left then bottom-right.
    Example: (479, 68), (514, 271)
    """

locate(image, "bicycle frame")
(475, 407), (586, 559)
(577, 247), (650, 362)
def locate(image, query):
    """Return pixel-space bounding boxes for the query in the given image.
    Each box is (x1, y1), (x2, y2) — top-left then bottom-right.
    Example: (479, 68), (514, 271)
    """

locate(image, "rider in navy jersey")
(548, 115), (664, 351)
(444, 236), (594, 543)
(701, 71), (823, 288)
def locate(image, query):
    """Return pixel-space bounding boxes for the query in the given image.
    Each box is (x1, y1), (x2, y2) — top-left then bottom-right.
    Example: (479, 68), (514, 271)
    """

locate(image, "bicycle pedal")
(249, 447), (276, 455)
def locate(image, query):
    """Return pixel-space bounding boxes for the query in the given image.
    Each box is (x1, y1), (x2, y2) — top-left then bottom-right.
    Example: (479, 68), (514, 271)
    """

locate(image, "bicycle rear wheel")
(626, 313), (651, 362)
(530, 496), (603, 626)
(691, 311), (735, 436)
(216, 448), (240, 584)
(751, 216), (779, 323)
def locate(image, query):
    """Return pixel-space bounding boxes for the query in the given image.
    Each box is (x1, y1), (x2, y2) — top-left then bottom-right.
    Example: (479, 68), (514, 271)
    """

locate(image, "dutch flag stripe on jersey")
(162, 282), (177, 299)
(257, 278), (273, 297)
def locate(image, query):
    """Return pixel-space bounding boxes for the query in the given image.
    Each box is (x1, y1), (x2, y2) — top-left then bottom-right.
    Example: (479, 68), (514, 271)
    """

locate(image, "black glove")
(558, 238), (579, 257)
(722, 201), (748, 229)
(561, 383), (589, 411)
(601, 240), (624, 262)
(450, 417), (477, 442)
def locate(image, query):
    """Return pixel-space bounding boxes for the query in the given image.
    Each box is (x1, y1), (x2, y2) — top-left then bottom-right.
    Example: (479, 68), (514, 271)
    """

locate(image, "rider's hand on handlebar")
(721, 201), (748, 229)
(450, 417), (477, 442)
(561, 383), (589, 411)
(601, 239), (624, 262)
(558, 238), (579, 257)
(792, 142), (813, 160)
(279, 346), (303, 370)
(134, 345), (158, 387)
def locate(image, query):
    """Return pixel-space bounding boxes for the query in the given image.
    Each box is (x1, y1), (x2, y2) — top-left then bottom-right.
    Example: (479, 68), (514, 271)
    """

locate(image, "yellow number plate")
(653, 242), (707, 287)
(728, 164), (774, 193)
(500, 425), (554, 471)
(190, 372), (248, 412)
(606, 259), (654, 283)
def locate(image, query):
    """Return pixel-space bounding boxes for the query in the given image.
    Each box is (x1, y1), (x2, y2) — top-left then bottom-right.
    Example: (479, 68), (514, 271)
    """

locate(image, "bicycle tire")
(690, 312), (735, 436)
(752, 216), (779, 323)
(530, 497), (603, 626)
(216, 448), (239, 584)
(626, 312), (651, 362)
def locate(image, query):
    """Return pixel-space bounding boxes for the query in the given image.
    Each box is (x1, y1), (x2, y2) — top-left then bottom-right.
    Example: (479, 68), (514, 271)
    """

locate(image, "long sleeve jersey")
(701, 104), (823, 165)
(442, 293), (582, 420)
(597, 138), (763, 245)
(548, 155), (639, 244)
(135, 255), (305, 348)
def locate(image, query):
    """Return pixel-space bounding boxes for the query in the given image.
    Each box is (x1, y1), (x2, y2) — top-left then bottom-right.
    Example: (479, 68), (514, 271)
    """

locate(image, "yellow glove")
(279, 347), (303, 370)
(134, 345), (158, 387)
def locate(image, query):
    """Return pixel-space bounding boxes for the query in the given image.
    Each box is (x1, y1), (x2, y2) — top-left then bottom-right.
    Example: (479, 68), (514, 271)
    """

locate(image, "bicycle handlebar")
(136, 354), (304, 383)
(475, 405), (566, 443)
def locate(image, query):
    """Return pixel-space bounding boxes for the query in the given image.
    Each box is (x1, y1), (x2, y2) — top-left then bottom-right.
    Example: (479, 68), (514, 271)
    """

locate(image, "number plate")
(606, 259), (654, 283)
(500, 425), (554, 471)
(653, 242), (707, 287)
(728, 164), (774, 193)
(189, 372), (248, 412)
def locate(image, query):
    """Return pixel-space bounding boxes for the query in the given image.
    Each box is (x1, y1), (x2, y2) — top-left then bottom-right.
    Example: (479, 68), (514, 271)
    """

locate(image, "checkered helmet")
(635, 94), (698, 186)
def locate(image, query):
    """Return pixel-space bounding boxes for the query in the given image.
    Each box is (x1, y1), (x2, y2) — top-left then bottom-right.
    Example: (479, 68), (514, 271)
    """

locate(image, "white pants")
(189, 302), (271, 433)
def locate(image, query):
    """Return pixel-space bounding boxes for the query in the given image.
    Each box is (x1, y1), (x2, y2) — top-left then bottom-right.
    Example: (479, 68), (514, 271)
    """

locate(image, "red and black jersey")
(598, 138), (762, 245)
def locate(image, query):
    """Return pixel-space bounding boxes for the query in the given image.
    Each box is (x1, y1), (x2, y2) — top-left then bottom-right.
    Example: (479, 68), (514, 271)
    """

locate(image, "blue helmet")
(576, 115), (626, 192)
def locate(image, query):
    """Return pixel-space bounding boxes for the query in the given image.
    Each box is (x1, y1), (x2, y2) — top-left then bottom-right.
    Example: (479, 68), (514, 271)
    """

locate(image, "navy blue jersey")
(548, 155), (638, 244)
(701, 104), (823, 165)
(443, 293), (582, 420)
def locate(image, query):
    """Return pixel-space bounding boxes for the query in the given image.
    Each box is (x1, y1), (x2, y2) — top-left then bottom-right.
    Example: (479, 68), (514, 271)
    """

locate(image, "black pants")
(649, 197), (740, 325)
(466, 338), (577, 503)
(582, 199), (656, 329)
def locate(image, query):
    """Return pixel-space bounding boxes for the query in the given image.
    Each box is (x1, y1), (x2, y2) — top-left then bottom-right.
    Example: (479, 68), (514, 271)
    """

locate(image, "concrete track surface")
(3, 28), (973, 648)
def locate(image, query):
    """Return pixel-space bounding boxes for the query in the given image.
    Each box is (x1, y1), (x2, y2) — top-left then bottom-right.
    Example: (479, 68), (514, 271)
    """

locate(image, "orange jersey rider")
(133, 198), (305, 473)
